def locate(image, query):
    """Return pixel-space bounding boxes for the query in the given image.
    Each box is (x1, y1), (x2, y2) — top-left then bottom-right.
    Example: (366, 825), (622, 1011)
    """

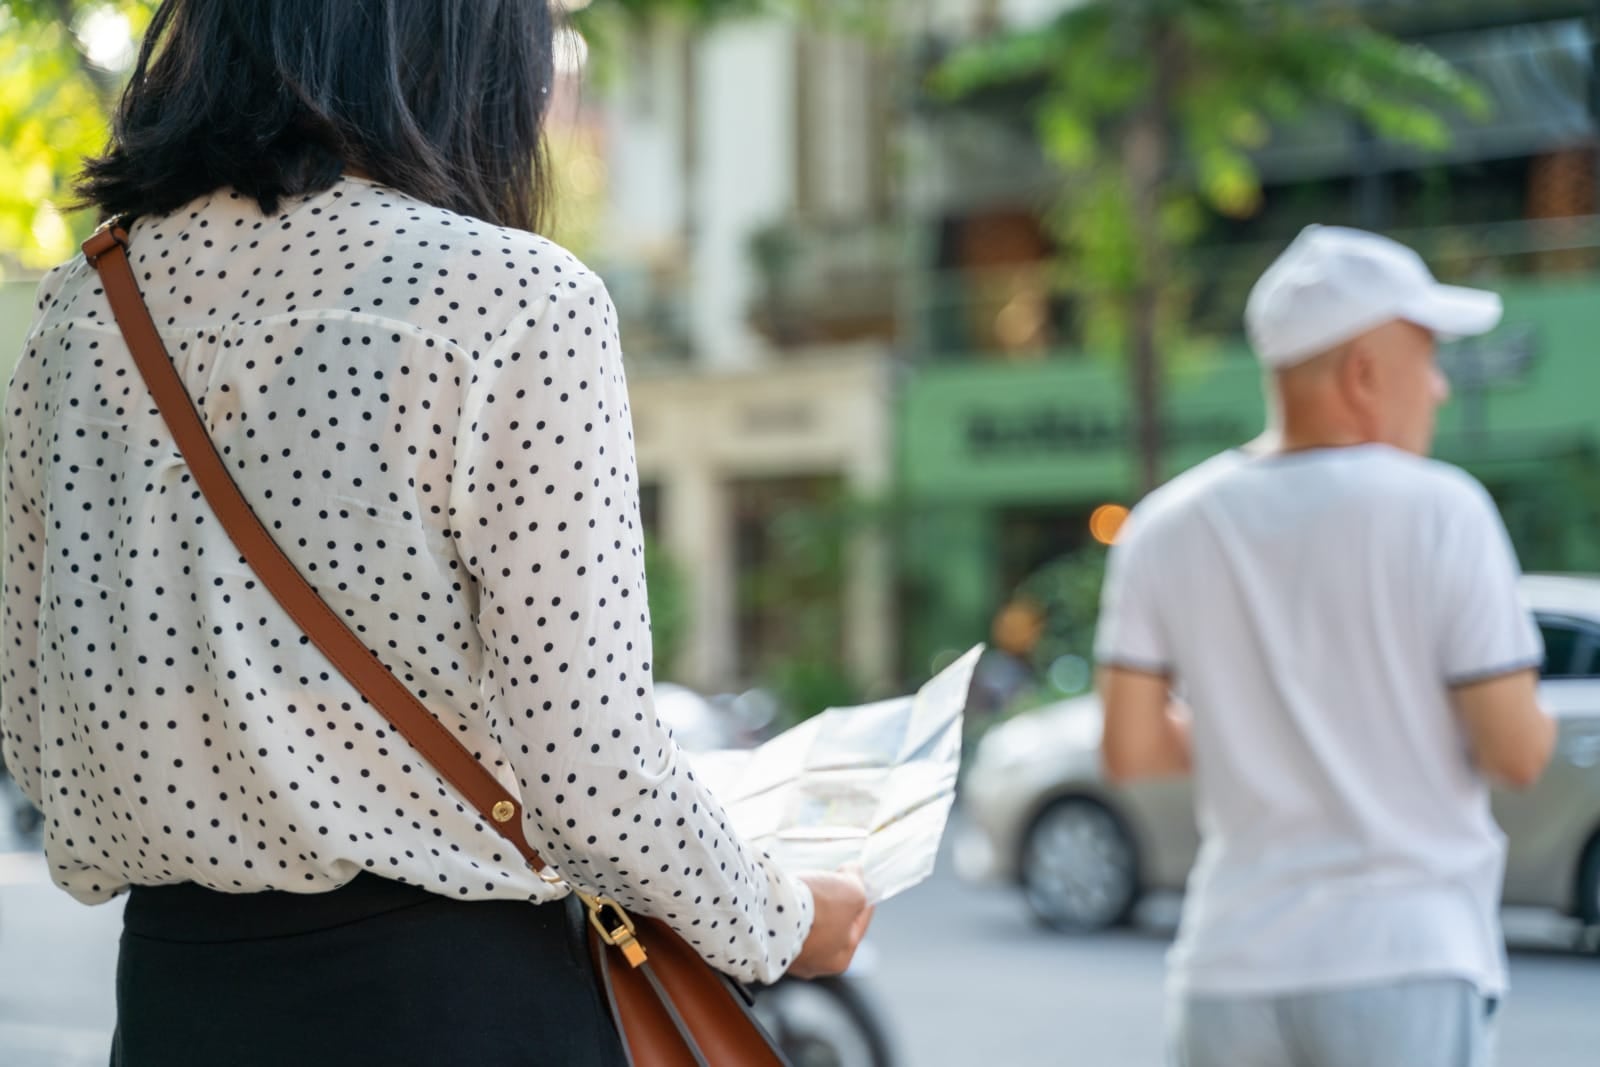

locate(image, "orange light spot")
(1089, 504), (1129, 545)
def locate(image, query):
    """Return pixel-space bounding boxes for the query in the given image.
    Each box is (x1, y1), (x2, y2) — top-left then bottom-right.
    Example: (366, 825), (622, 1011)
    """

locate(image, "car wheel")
(1020, 796), (1139, 932)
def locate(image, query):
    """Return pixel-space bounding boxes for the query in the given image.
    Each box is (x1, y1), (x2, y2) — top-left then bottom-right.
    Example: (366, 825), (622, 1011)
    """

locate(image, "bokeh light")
(1047, 654), (1091, 695)
(1089, 503), (1129, 545)
(76, 7), (135, 73)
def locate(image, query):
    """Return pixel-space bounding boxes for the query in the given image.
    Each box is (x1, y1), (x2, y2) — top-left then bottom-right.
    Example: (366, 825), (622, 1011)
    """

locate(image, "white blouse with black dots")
(1, 176), (813, 984)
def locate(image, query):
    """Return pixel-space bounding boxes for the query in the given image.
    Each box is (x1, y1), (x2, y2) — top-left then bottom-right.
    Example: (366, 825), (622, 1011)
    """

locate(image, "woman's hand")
(788, 868), (875, 979)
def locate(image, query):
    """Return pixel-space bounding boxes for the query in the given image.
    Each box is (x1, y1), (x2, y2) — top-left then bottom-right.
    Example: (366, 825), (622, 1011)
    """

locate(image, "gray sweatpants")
(1169, 978), (1498, 1067)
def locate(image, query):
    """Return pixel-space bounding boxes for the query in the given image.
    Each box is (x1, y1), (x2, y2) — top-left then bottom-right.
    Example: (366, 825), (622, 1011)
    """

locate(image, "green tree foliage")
(644, 535), (691, 682)
(933, 0), (1486, 492)
(0, 1), (152, 270)
(1495, 451), (1600, 575)
(1014, 545), (1107, 683)
(738, 492), (873, 723)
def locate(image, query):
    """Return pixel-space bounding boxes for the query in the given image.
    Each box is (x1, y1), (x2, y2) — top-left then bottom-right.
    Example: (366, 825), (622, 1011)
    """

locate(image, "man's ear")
(1337, 340), (1381, 428)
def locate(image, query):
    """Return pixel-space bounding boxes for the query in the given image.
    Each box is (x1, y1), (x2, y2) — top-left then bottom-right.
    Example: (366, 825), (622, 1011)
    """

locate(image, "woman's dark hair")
(78, 0), (556, 231)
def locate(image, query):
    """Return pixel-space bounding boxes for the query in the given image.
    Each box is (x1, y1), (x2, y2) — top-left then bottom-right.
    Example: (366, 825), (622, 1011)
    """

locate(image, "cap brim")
(1402, 284), (1502, 342)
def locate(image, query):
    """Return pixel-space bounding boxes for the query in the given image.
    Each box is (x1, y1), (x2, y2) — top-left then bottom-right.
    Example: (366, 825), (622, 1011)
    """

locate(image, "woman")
(0, 2), (871, 1064)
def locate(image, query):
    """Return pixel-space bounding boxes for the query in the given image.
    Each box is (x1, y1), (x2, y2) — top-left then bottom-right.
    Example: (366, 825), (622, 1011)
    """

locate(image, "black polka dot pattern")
(0, 176), (812, 984)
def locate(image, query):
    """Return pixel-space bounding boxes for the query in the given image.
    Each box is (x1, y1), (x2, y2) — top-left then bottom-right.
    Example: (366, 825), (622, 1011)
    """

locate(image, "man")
(1094, 226), (1557, 1067)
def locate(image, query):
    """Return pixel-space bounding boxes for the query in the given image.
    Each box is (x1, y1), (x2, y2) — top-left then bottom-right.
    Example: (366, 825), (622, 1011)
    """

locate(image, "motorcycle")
(655, 684), (899, 1067)
(752, 968), (897, 1067)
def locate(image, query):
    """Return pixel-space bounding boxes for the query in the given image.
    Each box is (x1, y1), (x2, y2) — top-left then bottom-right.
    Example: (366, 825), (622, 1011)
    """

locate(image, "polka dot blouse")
(1, 176), (813, 984)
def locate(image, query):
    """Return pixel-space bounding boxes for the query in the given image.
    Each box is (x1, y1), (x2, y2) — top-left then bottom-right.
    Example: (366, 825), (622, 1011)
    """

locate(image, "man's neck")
(1244, 426), (1370, 457)
(1275, 431), (1369, 455)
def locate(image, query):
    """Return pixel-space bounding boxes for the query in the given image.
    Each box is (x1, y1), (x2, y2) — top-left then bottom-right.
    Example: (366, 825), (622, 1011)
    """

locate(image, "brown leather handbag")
(84, 221), (791, 1067)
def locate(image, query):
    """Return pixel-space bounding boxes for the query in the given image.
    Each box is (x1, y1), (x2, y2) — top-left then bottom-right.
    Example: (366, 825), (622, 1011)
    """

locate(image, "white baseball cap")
(1245, 225), (1502, 369)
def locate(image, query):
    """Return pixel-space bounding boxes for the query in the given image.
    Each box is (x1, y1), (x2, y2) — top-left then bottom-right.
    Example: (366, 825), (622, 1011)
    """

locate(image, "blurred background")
(1, 0), (1598, 1064)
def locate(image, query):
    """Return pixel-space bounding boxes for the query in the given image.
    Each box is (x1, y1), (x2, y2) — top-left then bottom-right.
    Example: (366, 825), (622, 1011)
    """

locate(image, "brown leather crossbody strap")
(83, 223), (545, 873)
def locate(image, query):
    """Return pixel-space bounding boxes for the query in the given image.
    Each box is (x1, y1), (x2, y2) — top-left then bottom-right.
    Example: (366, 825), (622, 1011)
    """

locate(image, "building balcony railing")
(912, 215), (1600, 363)
(599, 218), (907, 363)
(744, 218), (904, 349)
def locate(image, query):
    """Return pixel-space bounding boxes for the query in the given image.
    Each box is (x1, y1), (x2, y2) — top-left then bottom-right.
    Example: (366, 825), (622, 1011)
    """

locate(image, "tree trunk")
(1124, 115), (1166, 495)
(1122, 32), (1176, 496)
(1128, 278), (1163, 494)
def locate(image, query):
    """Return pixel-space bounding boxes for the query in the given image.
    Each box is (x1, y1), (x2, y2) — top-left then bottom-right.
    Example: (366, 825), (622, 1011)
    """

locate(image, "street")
(2, 811), (1596, 1067)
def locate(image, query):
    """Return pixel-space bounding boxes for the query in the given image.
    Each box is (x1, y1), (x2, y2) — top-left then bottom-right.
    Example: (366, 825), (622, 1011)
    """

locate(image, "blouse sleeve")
(448, 270), (813, 984)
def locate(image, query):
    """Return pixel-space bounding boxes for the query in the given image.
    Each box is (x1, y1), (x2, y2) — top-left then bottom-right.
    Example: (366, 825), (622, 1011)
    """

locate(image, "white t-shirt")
(1095, 444), (1542, 998)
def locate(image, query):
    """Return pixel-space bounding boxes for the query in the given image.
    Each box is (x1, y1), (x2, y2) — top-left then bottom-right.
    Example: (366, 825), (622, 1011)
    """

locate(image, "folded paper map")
(689, 645), (983, 904)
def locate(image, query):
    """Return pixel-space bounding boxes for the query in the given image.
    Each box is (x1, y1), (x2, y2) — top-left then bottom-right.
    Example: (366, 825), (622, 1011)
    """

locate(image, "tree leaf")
(1037, 94), (1099, 170)
(928, 24), (1064, 100)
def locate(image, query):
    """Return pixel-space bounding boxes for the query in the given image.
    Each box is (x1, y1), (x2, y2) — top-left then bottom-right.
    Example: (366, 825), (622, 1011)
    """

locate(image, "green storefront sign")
(902, 350), (1264, 505)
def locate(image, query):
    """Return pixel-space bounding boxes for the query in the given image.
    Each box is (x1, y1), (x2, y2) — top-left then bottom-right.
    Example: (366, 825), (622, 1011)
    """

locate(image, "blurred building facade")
(588, 16), (902, 696)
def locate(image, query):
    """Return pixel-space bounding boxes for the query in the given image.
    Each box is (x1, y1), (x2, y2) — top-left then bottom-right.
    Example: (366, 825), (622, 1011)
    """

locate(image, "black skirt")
(111, 873), (629, 1067)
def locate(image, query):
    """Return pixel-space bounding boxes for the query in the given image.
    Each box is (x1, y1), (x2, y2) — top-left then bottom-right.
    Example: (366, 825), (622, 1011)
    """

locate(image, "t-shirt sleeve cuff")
(1445, 656), (1544, 688)
(1095, 653), (1173, 678)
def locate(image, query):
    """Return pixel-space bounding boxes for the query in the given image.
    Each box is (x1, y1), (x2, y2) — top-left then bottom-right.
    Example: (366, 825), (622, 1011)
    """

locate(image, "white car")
(954, 574), (1600, 933)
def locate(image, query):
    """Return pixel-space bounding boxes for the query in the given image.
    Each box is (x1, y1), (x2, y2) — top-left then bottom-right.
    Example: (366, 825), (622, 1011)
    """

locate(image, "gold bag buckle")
(539, 868), (648, 968)
(583, 893), (649, 968)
